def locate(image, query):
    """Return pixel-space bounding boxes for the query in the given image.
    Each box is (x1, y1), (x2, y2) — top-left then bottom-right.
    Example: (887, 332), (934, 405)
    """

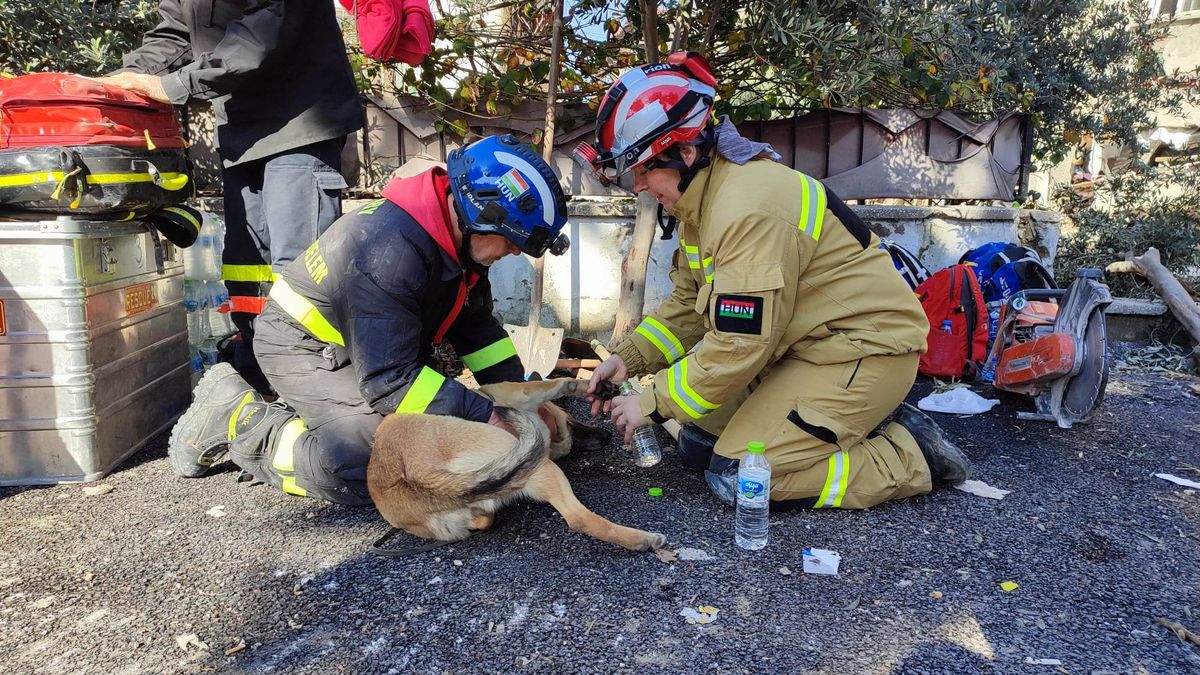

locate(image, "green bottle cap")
(647, 487), (664, 497)
(747, 441), (766, 454)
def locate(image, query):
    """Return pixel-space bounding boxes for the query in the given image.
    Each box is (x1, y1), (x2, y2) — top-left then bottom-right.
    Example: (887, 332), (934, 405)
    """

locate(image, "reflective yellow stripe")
(814, 451), (850, 508)
(812, 175), (827, 240)
(0, 171), (64, 187)
(164, 206), (201, 232)
(226, 392), (257, 441)
(461, 337), (518, 372)
(667, 357), (719, 419)
(268, 277), (345, 346)
(796, 172), (827, 241)
(702, 256), (714, 284)
(222, 264), (275, 282)
(0, 170), (188, 190)
(635, 316), (684, 363)
(88, 171), (189, 190)
(272, 418), (308, 497)
(680, 239), (701, 269)
(396, 367), (446, 413)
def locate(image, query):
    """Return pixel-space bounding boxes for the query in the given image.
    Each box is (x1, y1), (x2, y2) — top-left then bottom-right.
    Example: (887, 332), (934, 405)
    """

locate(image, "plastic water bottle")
(206, 280), (233, 337)
(188, 345), (204, 387)
(619, 381), (662, 467)
(735, 441), (770, 550)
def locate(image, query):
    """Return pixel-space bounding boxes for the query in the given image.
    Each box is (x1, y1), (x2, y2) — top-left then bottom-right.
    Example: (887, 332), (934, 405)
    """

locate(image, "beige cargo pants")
(699, 352), (932, 508)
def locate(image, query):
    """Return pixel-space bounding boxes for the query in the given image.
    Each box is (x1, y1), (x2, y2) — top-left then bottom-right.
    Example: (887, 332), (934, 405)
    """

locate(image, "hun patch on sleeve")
(714, 294), (764, 335)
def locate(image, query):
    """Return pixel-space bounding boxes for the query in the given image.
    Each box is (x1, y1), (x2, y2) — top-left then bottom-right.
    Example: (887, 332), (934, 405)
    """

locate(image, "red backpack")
(0, 72), (190, 217)
(915, 264), (989, 379)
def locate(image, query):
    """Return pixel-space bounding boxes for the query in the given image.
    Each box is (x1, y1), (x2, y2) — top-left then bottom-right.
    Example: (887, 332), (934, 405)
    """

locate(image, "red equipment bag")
(0, 72), (191, 217)
(915, 264), (989, 380)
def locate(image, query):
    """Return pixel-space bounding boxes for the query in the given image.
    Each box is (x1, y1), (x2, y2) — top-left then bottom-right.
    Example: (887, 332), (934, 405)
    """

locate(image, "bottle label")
(739, 477), (766, 500)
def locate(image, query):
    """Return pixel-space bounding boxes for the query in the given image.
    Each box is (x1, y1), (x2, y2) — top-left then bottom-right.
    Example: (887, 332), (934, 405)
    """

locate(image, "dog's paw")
(643, 532), (668, 551)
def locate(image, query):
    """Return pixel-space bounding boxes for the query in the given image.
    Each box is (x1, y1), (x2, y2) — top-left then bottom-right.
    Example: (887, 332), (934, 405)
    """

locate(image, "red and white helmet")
(590, 52), (717, 179)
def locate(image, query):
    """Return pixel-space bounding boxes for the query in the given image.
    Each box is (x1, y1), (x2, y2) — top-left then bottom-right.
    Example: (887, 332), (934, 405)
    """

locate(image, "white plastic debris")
(954, 479), (1011, 500)
(802, 548), (841, 575)
(678, 605), (719, 624)
(175, 633), (209, 653)
(1154, 473), (1200, 489)
(675, 548), (715, 561)
(205, 505), (227, 518)
(1023, 657), (1063, 666)
(917, 388), (1000, 415)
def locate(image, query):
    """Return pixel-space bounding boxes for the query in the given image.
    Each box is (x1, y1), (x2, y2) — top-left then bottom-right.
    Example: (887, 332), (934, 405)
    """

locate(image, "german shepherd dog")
(367, 378), (667, 551)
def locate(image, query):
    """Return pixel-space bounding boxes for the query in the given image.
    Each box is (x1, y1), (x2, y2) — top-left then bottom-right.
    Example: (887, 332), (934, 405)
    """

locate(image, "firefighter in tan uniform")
(582, 53), (972, 508)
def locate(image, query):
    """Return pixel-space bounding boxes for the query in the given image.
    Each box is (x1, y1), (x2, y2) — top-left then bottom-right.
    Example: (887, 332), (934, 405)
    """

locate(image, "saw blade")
(1054, 307), (1109, 427)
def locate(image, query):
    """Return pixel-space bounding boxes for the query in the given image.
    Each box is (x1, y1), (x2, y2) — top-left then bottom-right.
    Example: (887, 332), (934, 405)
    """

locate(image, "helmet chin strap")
(648, 122), (716, 240)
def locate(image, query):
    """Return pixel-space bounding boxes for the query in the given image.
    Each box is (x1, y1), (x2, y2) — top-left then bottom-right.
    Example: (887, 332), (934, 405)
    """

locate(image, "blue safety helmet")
(447, 134), (570, 257)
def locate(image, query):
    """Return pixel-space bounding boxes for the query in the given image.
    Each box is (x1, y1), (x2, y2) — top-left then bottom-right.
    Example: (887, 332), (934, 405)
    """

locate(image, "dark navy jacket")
(270, 169), (523, 422)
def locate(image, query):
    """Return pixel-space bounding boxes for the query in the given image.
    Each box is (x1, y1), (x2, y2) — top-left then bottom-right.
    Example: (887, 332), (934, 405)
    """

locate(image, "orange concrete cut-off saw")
(988, 268), (1113, 428)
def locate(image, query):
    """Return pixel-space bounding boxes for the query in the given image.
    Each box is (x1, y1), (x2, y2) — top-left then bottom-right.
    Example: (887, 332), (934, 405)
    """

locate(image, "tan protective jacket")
(613, 155), (928, 424)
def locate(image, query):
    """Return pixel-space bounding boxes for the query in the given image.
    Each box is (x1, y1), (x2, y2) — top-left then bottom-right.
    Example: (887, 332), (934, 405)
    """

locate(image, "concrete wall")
(483, 199), (1062, 341)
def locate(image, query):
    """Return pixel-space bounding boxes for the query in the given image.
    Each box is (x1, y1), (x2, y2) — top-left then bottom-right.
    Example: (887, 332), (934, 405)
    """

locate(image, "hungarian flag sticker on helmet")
(498, 168), (530, 200)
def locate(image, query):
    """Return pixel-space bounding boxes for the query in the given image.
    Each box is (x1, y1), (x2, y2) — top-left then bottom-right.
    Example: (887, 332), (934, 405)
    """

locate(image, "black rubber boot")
(702, 455), (740, 507)
(167, 363), (262, 477)
(894, 403), (973, 485)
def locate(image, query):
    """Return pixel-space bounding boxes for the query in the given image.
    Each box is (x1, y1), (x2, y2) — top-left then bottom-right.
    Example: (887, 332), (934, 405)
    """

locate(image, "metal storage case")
(0, 217), (190, 484)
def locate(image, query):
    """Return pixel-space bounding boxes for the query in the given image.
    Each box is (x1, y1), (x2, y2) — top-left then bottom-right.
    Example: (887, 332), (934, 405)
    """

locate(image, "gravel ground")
(2, 370), (1199, 674)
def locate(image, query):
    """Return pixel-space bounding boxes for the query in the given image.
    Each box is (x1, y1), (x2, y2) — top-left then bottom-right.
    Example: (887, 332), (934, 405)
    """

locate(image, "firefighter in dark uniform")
(165, 135), (569, 504)
(582, 54), (973, 508)
(98, 0), (363, 393)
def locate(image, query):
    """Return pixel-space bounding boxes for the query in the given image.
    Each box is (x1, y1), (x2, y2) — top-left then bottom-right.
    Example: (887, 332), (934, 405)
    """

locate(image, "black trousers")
(221, 137), (347, 393)
(243, 305), (379, 506)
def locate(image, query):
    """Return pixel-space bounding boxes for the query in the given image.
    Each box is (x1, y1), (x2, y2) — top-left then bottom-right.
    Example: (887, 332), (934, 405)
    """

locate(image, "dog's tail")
(444, 407), (549, 500)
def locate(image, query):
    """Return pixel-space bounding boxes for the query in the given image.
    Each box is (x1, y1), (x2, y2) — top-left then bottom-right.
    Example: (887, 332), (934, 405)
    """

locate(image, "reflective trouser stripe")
(271, 418), (309, 497)
(814, 450), (850, 508)
(268, 278), (345, 346)
(667, 358), (719, 419)
(227, 295), (269, 314)
(396, 367), (446, 413)
(164, 206), (201, 232)
(796, 172), (827, 241)
(222, 264), (275, 283)
(635, 317), (684, 364)
(461, 337), (518, 372)
(226, 392), (257, 441)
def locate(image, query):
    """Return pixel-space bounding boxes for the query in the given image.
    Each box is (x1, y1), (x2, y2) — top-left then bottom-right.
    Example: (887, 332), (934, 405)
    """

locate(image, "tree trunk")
(1108, 247), (1200, 349)
(608, 192), (659, 349)
(527, 0), (564, 327)
(641, 0), (659, 64)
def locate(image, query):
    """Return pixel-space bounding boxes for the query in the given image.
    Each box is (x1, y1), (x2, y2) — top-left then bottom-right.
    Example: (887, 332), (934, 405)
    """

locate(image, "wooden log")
(1116, 248), (1200, 347)
(555, 358), (602, 370)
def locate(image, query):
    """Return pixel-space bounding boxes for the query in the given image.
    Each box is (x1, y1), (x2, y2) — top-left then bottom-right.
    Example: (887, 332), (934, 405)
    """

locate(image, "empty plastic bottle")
(735, 441), (771, 550)
(619, 381), (662, 467)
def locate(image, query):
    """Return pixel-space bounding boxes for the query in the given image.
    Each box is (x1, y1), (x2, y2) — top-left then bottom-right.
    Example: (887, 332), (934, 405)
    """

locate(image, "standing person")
(582, 53), (972, 509)
(166, 135), (571, 505)
(96, 0), (363, 392)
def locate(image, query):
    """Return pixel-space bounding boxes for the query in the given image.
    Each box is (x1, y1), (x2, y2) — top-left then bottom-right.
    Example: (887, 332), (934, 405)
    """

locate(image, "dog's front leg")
(520, 461), (666, 551)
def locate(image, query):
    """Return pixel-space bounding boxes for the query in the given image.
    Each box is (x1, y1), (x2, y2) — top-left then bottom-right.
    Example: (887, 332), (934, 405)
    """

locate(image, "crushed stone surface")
(1, 372), (1198, 673)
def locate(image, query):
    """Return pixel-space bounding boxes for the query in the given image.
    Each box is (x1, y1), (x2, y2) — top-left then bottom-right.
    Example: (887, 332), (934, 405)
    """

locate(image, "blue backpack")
(959, 242), (1056, 303)
(880, 239), (930, 290)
